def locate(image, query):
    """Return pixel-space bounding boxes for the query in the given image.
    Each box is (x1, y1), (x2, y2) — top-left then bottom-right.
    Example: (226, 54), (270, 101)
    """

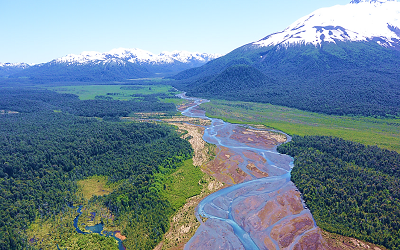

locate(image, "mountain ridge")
(0, 63), (32, 77)
(252, 0), (400, 49)
(2, 48), (221, 81)
(171, 0), (400, 117)
(52, 48), (221, 66)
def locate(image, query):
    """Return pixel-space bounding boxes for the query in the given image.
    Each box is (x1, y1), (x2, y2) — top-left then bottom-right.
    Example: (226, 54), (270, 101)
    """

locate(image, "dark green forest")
(0, 88), (177, 117)
(172, 42), (400, 117)
(0, 89), (193, 249)
(278, 135), (400, 249)
(9, 62), (151, 82)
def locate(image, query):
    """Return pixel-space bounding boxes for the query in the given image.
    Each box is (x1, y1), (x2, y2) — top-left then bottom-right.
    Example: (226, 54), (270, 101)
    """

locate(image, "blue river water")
(178, 94), (318, 250)
(62, 93), (315, 250)
(72, 205), (125, 250)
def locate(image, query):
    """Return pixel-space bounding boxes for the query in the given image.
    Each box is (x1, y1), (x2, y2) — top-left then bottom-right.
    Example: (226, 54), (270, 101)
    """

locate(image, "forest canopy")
(0, 88), (193, 249)
(278, 135), (400, 249)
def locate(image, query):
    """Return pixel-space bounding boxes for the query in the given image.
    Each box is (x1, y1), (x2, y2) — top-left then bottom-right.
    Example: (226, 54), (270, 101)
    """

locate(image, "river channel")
(71, 205), (125, 250)
(178, 94), (326, 250)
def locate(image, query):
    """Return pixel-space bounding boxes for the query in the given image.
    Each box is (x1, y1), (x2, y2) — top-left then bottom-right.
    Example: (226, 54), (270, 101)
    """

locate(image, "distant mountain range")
(0, 49), (221, 81)
(172, 0), (400, 117)
(2, 1), (399, 117)
(0, 63), (31, 77)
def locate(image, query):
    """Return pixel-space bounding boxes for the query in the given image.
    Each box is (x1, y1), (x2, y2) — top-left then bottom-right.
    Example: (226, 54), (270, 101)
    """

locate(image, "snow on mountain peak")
(350, 0), (396, 4)
(108, 48), (157, 62)
(55, 51), (106, 64)
(159, 50), (222, 63)
(253, 0), (400, 49)
(0, 62), (32, 68)
(54, 48), (222, 66)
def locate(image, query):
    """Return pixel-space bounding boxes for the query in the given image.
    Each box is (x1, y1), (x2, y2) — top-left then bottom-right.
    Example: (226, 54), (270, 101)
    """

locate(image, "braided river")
(178, 94), (327, 250)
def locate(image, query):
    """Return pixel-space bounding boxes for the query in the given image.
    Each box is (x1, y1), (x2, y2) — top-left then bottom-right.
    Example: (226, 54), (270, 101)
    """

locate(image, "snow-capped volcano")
(171, 0), (400, 118)
(54, 48), (221, 66)
(253, 0), (400, 49)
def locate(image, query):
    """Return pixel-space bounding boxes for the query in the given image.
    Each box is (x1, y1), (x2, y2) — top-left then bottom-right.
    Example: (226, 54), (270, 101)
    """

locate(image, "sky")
(1, 0), (350, 64)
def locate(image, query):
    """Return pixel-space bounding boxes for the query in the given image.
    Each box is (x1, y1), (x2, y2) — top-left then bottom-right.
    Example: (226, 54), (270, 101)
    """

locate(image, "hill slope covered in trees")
(0, 89), (197, 249)
(278, 135), (400, 249)
(172, 42), (400, 117)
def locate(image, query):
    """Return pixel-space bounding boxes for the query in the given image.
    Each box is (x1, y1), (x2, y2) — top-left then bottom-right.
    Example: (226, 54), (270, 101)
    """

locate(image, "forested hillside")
(0, 89), (194, 249)
(278, 136), (400, 249)
(172, 42), (400, 117)
(10, 61), (153, 82)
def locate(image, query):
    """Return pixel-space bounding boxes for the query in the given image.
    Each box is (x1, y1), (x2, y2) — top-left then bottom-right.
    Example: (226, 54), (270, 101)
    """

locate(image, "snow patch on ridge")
(54, 48), (222, 66)
(253, 0), (400, 49)
(350, 0), (396, 4)
(0, 62), (32, 68)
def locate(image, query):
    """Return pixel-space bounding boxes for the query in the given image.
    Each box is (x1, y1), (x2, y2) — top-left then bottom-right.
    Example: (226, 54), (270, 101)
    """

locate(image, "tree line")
(0, 88), (177, 118)
(0, 89), (192, 249)
(278, 135), (400, 249)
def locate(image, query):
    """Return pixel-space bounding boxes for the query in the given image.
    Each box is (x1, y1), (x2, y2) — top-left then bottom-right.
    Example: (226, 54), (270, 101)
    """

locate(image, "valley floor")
(156, 99), (391, 250)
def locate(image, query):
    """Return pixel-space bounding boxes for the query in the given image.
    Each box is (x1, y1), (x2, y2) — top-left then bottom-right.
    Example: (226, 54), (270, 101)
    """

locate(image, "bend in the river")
(178, 93), (328, 250)
(72, 205), (125, 250)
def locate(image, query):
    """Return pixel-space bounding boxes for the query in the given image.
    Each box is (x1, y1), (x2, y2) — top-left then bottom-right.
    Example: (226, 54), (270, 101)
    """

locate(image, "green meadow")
(47, 84), (178, 100)
(154, 159), (205, 210)
(201, 99), (400, 153)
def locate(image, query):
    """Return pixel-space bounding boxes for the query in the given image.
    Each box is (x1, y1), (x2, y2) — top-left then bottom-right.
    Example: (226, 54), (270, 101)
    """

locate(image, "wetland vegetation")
(200, 99), (400, 153)
(197, 98), (400, 249)
(0, 85), (207, 250)
(1, 81), (399, 249)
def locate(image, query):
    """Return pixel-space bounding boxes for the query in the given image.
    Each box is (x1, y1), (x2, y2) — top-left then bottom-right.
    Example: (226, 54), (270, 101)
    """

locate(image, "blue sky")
(1, 0), (350, 64)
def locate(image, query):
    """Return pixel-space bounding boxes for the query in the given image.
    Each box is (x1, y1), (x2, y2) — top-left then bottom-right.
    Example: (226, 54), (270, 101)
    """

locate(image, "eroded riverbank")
(176, 94), (328, 249)
(156, 93), (386, 250)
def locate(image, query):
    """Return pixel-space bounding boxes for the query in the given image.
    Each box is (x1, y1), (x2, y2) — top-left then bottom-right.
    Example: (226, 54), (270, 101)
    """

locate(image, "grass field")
(27, 175), (122, 249)
(77, 176), (114, 201)
(154, 159), (205, 210)
(47, 84), (179, 100)
(200, 99), (400, 153)
(27, 208), (119, 250)
(27, 159), (206, 250)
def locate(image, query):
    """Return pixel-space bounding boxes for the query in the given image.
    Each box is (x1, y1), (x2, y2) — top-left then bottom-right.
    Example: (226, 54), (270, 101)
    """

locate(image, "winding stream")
(178, 94), (322, 250)
(64, 93), (322, 250)
(72, 206), (125, 250)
